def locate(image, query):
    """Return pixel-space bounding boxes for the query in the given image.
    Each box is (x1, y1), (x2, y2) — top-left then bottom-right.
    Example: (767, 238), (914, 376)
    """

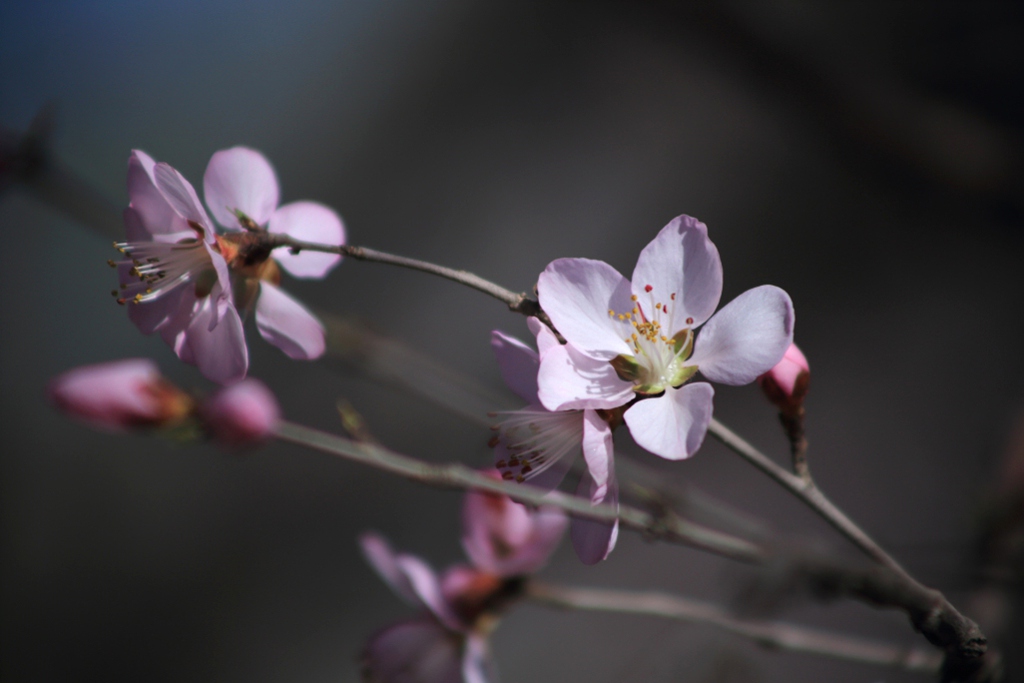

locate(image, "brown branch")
(265, 233), (552, 325)
(275, 419), (986, 671)
(527, 582), (942, 674)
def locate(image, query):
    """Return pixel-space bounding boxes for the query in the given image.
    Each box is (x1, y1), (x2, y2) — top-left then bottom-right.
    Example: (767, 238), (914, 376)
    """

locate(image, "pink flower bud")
(201, 379), (280, 447)
(48, 358), (193, 431)
(757, 342), (810, 414)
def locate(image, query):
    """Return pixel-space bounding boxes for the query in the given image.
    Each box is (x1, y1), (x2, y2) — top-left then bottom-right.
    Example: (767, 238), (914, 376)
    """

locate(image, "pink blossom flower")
(202, 147), (346, 360)
(200, 378), (280, 447)
(758, 342), (810, 415)
(537, 214), (794, 460)
(490, 323), (619, 564)
(360, 485), (566, 683)
(47, 358), (193, 431)
(114, 150), (248, 385)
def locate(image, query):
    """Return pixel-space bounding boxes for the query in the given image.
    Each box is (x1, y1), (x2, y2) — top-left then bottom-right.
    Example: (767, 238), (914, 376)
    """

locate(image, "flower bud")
(200, 379), (280, 447)
(48, 358), (193, 431)
(757, 342), (809, 415)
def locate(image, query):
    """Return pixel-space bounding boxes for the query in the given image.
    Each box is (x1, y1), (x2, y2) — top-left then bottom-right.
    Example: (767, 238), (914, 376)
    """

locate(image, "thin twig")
(527, 582), (942, 674)
(266, 233), (552, 324)
(274, 420), (766, 564)
(708, 417), (904, 574)
(274, 420), (985, 666)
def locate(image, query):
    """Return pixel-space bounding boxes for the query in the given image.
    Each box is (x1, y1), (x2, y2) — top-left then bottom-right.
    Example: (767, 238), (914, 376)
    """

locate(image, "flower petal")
(395, 554), (463, 631)
(537, 258), (633, 360)
(153, 162), (215, 235)
(360, 532), (420, 604)
(689, 285), (794, 386)
(528, 317), (560, 357)
(203, 146), (280, 229)
(490, 330), (539, 404)
(570, 411), (618, 564)
(631, 215), (723, 331)
(624, 383), (714, 460)
(462, 634), (498, 683)
(569, 468), (619, 565)
(126, 151), (191, 239)
(362, 618), (464, 683)
(536, 341), (633, 411)
(268, 201), (345, 279)
(254, 282), (326, 360)
(183, 297), (249, 385)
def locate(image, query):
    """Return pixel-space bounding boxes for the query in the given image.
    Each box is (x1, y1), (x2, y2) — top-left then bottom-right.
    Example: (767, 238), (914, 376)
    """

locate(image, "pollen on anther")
(630, 295), (638, 302)
(106, 259), (117, 268)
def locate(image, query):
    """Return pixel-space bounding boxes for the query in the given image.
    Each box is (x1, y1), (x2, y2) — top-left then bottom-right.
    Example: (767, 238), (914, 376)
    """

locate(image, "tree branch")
(275, 420), (986, 669)
(527, 582), (942, 674)
(265, 233), (551, 323)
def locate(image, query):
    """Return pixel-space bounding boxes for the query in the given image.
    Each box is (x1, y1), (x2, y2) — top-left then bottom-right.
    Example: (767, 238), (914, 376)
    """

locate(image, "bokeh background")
(2, 1), (1022, 681)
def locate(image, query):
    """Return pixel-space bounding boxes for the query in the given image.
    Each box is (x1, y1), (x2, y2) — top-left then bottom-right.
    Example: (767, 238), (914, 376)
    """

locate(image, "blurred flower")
(48, 358), (193, 431)
(203, 146), (346, 360)
(200, 378), (280, 447)
(113, 149), (247, 384)
(757, 342), (809, 416)
(490, 323), (618, 564)
(536, 214), (794, 460)
(361, 483), (566, 683)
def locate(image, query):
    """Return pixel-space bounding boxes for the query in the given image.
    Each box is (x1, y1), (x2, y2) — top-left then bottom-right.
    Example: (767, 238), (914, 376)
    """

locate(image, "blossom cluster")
(47, 145), (806, 683)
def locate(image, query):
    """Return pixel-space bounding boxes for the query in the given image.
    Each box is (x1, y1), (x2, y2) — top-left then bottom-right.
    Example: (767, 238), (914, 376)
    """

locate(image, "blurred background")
(2, 1), (1022, 681)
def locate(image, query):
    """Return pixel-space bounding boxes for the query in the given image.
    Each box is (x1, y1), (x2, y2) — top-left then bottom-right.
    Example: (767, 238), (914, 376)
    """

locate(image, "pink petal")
(528, 317), (560, 357)
(268, 201), (345, 279)
(126, 151), (191, 239)
(581, 410), (614, 496)
(362, 618), (464, 683)
(182, 297), (249, 385)
(537, 258), (633, 360)
(631, 215), (723, 331)
(153, 162), (215, 235)
(395, 555), (463, 631)
(254, 282), (326, 360)
(624, 383), (714, 460)
(48, 358), (166, 432)
(569, 467), (619, 565)
(690, 285), (794, 386)
(201, 379), (280, 447)
(490, 330), (539, 404)
(536, 341), (634, 411)
(462, 634), (497, 683)
(461, 483), (566, 576)
(203, 146), (280, 229)
(360, 533), (420, 604)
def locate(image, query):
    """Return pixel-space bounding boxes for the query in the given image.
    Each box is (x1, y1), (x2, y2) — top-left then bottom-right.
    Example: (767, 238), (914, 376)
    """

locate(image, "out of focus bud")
(200, 379), (280, 447)
(758, 342), (810, 416)
(48, 358), (193, 431)
(462, 472), (568, 577)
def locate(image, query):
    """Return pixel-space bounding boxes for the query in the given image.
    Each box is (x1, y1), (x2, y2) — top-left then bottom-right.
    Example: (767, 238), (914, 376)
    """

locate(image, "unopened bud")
(200, 379), (280, 447)
(758, 343), (809, 415)
(48, 358), (193, 431)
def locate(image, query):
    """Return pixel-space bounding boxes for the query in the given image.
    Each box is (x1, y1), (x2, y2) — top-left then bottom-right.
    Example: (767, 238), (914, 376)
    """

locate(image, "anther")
(670, 293), (676, 300)
(686, 317), (694, 325)
(644, 284), (653, 292)
(107, 259), (117, 268)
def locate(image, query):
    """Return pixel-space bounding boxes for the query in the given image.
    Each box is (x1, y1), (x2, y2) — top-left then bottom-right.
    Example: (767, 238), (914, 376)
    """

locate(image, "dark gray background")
(2, 1), (1022, 681)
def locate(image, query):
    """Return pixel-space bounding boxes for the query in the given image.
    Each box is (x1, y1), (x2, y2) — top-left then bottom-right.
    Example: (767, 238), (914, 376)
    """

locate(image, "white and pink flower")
(536, 215), (794, 460)
(203, 146), (345, 361)
(115, 150), (248, 385)
(490, 323), (619, 565)
(360, 484), (566, 683)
